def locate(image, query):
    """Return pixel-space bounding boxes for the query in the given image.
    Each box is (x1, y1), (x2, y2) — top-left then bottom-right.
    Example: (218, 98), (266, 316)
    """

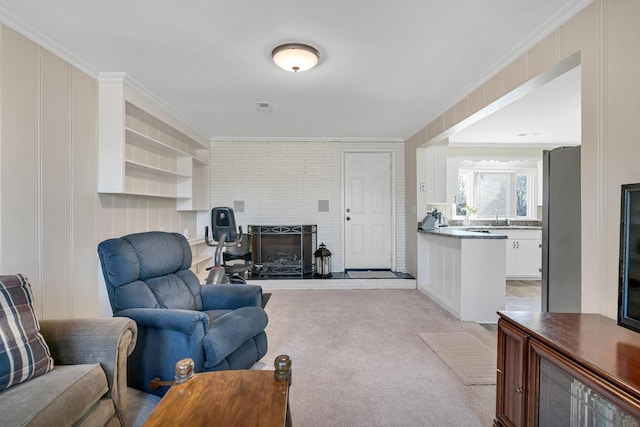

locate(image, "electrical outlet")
(420, 183), (426, 192)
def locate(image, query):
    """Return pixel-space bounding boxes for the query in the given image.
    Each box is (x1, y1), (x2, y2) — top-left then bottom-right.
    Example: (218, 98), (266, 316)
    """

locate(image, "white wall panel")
(71, 68), (99, 317)
(0, 27), (41, 314)
(40, 49), (72, 319)
(1, 25), (198, 318)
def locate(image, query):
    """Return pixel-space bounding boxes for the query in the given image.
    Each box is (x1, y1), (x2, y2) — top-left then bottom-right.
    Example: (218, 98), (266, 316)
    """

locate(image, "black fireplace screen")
(249, 225), (317, 277)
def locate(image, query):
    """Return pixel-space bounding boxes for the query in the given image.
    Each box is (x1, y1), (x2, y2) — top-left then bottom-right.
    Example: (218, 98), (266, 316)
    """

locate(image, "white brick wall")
(210, 141), (406, 272)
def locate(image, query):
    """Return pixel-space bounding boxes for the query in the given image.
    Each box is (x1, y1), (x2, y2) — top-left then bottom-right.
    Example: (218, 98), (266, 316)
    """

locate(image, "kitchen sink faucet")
(495, 210), (510, 226)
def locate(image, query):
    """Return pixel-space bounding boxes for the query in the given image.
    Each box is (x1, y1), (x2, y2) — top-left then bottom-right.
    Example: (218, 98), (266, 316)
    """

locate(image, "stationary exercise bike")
(204, 207), (248, 284)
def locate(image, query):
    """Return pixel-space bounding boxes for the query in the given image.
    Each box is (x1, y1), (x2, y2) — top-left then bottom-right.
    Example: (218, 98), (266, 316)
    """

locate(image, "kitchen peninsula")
(417, 227), (507, 323)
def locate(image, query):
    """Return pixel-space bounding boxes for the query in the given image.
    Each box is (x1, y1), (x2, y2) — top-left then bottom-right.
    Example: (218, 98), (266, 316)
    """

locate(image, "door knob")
(346, 217), (351, 221)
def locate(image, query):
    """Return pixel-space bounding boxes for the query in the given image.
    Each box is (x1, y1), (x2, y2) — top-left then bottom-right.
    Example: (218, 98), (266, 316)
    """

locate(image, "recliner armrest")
(39, 317), (137, 426)
(201, 284), (262, 310)
(116, 308), (210, 335)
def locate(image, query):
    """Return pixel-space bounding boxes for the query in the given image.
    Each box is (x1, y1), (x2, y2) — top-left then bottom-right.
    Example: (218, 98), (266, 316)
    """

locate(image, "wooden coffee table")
(144, 356), (292, 427)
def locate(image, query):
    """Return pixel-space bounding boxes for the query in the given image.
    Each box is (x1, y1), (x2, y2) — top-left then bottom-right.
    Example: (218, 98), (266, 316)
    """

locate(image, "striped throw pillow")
(0, 274), (54, 391)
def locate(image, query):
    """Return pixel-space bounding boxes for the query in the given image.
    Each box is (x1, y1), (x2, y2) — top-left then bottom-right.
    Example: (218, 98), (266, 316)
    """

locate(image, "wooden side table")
(144, 355), (292, 427)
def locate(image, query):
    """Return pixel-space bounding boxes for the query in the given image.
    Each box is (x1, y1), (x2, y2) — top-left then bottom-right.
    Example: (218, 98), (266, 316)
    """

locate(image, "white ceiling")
(449, 65), (581, 146)
(0, 0), (589, 142)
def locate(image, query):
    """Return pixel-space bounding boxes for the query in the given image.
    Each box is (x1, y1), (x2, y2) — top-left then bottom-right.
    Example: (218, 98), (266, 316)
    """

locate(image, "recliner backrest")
(98, 232), (203, 313)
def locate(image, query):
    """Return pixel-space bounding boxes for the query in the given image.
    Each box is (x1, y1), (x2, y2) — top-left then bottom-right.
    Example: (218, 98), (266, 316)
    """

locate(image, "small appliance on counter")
(423, 202), (455, 228)
(426, 202), (454, 226)
(418, 209), (440, 230)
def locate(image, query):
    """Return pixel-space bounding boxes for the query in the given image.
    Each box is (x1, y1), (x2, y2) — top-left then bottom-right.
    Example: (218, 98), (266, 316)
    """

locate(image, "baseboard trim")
(249, 278), (416, 291)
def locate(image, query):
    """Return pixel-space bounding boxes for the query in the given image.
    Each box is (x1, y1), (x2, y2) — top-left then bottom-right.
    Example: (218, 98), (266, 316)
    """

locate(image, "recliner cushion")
(204, 309), (233, 323)
(202, 307), (269, 368)
(145, 274), (196, 310)
(98, 238), (141, 287)
(99, 232), (203, 312)
(124, 232), (192, 279)
(114, 280), (160, 310)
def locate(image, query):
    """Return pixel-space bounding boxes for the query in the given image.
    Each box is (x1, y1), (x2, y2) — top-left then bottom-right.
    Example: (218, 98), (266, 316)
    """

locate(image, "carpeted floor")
(418, 331), (497, 385)
(127, 387), (161, 427)
(257, 289), (497, 426)
(128, 289), (498, 426)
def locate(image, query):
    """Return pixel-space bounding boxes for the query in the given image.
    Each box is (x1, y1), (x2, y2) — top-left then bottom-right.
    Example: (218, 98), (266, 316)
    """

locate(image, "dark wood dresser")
(495, 311), (640, 426)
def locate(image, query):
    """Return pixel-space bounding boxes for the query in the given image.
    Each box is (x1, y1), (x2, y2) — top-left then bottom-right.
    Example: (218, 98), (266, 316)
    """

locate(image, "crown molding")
(406, 0), (593, 141)
(0, 9), (210, 143)
(0, 6), (99, 78)
(98, 72), (210, 143)
(448, 141), (580, 149)
(209, 136), (404, 143)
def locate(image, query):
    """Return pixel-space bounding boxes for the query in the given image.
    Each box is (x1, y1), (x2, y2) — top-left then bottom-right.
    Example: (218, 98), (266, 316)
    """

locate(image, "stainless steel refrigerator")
(542, 146), (581, 312)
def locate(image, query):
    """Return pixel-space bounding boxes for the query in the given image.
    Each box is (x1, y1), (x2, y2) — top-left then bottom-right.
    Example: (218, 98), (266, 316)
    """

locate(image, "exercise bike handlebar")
(204, 225), (245, 271)
(204, 225), (243, 248)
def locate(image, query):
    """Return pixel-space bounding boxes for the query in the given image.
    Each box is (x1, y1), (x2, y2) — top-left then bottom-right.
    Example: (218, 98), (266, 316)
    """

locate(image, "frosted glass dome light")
(272, 43), (319, 72)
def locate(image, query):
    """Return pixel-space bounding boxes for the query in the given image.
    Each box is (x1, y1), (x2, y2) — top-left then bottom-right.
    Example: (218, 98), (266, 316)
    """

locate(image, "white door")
(344, 152), (393, 269)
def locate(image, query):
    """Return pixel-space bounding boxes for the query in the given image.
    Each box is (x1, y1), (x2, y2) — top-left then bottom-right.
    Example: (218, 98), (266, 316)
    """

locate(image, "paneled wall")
(97, 195), (198, 243)
(406, 0), (640, 318)
(210, 141), (406, 273)
(0, 26), (199, 318)
(0, 26), (100, 319)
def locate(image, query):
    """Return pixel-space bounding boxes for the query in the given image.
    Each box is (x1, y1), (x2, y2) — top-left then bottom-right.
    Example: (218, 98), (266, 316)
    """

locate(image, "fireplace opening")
(249, 225), (317, 277)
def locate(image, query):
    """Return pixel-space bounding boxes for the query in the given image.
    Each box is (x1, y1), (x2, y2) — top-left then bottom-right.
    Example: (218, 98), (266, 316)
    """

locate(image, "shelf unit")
(98, 75), (210, 210)
(189, 238), (213, 282)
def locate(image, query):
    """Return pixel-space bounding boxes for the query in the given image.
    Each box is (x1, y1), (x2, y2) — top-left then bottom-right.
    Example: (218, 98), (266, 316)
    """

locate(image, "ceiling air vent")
(257, 102), (272, 112)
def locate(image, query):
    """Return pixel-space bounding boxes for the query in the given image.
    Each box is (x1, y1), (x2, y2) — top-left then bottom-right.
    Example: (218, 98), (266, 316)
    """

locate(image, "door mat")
(347, 271), (398, 279)
(418, 332), (496, 385)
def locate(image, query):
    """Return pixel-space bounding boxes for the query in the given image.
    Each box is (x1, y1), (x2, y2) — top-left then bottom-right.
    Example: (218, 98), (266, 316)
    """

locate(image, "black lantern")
(314, 243), (332, 278)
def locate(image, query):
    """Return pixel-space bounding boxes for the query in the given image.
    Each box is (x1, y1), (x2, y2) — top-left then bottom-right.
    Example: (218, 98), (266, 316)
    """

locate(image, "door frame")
(341, 149), (397, 271)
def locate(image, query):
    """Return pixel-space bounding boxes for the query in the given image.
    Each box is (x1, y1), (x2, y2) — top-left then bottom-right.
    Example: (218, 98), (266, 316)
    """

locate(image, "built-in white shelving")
(98, 75), (210, 211)
(189, 238), (213, 282)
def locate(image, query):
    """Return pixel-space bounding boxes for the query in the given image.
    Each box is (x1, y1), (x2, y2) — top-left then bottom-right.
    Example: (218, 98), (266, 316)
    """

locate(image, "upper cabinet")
(98, 74), (210, 211)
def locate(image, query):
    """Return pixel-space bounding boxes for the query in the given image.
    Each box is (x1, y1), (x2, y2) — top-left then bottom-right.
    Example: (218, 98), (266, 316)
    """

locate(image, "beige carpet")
(347, 270), (398, 279)
(419, 331), (497, 385)
(128, 289), (498, 426)
(260, 289), (497, 426)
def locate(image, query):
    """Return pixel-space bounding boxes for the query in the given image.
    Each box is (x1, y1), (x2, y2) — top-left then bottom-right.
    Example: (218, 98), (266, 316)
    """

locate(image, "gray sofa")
(0, 317), (137, 427)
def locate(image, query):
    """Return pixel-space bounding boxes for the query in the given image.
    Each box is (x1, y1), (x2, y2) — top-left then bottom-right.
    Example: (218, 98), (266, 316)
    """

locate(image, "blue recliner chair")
(97, 231), (268, 396)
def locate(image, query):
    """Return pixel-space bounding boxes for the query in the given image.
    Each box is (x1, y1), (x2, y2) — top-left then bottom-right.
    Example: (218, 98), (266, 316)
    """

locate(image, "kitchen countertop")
(418, 227), (508, 239)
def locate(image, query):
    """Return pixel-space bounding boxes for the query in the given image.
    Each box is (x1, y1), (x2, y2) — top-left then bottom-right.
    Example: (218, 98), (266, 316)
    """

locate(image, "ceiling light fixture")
(272, 43), (319, 72)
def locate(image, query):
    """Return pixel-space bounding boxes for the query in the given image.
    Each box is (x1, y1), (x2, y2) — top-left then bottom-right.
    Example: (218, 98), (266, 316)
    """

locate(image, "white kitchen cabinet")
(98, 74), (209, 210)
(503, 229), (542, 279)
(417, 229), (507, 323)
